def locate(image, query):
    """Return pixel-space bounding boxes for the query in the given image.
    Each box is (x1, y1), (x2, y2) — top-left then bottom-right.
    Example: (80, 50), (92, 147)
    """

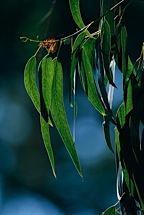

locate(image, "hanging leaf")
(121, 26), (127, 86)
(50, 59), (82, 177)
(81, 46), (106, 115)
(97, 41), (115, 123)
(125, 79), (133, 115)
(24, 56), (40, 113)
(69, 0), (86, 29)
(41, 57), (55, 111)
(72, 30), (86, 53)
(40, 116), (56, 177)
(103, 116), (114, 153)
(102, 18), (116, 87)
(101, 0), (116, 36)
(117, 103), (125, 129)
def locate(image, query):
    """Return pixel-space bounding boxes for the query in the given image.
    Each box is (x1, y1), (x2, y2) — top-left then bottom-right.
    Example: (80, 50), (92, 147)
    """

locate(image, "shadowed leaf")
(24, 56), (40, 113)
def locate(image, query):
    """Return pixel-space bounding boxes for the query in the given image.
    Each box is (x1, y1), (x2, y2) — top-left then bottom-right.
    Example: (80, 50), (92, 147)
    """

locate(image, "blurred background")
(0, 0), (144, 214)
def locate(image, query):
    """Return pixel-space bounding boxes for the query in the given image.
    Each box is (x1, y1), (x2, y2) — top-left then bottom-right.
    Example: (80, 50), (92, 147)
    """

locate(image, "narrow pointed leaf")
(82, 47), (106, 115)
(72, 31), (86, 53)
(102, 19), (116, 87)
(121, 26), (127, 85)
(51, 59), (82, 177)
(103, 116), (114, 153)
(41, 57), (55, 111)
(24, 56), (40, 113)
(101, 0), (116, 36)
(69, 0), (86, 29)
(117, 103), (125, 129)
(40, 115), (56, 177)
(125, 79), (133, 115)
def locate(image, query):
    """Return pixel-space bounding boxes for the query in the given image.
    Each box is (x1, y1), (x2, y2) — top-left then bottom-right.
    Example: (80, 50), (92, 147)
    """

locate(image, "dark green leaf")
(121, 26), (127, 84)
(81, 47), (106, 115)
(51, 59), (82, 177)
(103, 116), (114, 152)
(69, 0), (86, 29)
(101, 0), (117, 36)
(24, 56), (40, 113)
(41, 57), (55, 111)
(125, 79), (133, 115)
(102, 205), (116, 215)
(72, 31), (86, 53)
(40, 116), (56, 177)
(102, 18), (116, 87)
(117, 103), (125, 129)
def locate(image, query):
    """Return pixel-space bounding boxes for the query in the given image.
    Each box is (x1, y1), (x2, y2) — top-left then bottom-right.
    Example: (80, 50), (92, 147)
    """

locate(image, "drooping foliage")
(22, 0), (144, 214)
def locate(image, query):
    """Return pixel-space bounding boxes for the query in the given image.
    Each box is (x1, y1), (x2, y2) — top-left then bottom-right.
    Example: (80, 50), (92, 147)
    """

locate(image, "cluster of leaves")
(22, 0), (144, 214)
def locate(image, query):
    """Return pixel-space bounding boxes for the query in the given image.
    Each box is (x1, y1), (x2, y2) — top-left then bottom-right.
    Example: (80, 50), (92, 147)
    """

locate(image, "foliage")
(21, 0), (144, 214)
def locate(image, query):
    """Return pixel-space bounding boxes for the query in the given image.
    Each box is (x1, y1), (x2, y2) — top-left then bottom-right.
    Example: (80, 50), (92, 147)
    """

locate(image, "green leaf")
(41, 57), (55, 111)
(40, 116), (56, 177)
(102, 205), (116, 215)
(102, 18), (116, 87)
(125, 79), (133, 115)
(72, 31), (86, 53)
(24, 56), (40, 113)
(101, 0), (116, 36)
(51, 59), (82, 177)
(69, 0), (85, 29)
(117, 103), (125, 129)
(81, 47), (106, 115)
(103, 116), (114, 152)
(121, 26), (127, 84)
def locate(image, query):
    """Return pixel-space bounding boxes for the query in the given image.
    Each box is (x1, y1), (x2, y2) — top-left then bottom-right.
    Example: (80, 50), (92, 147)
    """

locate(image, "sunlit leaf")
(51, 59), (82, 177)
(24, 56), (40, 113)
(41, 57), (55, 111)
(40, 116), (56, 177)
(102, 205), (116, 215)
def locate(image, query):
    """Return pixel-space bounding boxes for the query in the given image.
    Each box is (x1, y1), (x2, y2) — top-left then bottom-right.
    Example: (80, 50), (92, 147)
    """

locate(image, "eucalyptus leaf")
(40, 116), (56, 177)
(69, 0), (86, 29)
(41, 57), (55, 111)
(103, 116), (114, 153)
(102, 18), (116, 87)
(125, 79), (133, 115)
(24, 56), (40, 113)
(51, 59), (82, 177)
(72, 31), (86, 53)
(82, 47), (106, 115)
